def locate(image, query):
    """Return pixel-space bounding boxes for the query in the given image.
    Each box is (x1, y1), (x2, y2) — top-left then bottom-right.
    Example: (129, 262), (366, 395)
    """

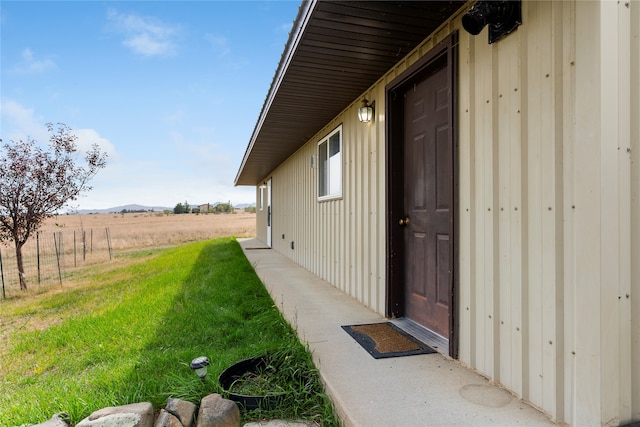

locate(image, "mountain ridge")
(73, 202), (255, 215)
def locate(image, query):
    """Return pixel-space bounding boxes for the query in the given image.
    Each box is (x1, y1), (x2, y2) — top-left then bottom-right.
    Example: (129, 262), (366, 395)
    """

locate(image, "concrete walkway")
(239, 239), (559, 427)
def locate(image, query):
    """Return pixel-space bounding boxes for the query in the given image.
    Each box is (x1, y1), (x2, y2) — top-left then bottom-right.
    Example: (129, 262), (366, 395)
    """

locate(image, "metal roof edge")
(234, 0), (316, 186)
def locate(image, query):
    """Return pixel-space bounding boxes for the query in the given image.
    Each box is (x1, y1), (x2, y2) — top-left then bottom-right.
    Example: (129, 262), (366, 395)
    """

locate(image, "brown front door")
(401, 62), (453, 339)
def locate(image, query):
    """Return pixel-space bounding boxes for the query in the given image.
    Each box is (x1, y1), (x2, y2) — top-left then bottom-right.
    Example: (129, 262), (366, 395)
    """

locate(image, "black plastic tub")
(218, 355), (286, 410)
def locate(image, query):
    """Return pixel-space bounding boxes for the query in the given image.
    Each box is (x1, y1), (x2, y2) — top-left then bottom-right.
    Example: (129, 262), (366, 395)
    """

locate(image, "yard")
(0, 237), (338, 426)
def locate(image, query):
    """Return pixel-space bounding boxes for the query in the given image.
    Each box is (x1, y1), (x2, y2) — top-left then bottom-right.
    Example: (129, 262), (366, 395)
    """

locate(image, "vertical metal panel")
(551, 1), (568, 418)
(495, 17), (523, 397)
(526, 0), (559, 411)
(472, 23), (495, 380)
(253, 1), (639, 424)
(572, 1), (603, 423)
(560, 2), (577, 421)
(600, 2), (625, 423)
(458, 28), (475, 368)
(631, 1), (640, 421)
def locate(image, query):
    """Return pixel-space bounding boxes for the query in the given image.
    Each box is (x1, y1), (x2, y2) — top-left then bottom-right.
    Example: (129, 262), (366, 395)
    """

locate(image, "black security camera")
(462, 0), (522, 44)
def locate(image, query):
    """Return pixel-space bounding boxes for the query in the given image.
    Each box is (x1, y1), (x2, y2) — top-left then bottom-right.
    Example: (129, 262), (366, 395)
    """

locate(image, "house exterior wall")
(456, 2), (639, 425)
(632, 0), (640, 422)
(263, 107), (388, 313)
(254, 1), (640, 425)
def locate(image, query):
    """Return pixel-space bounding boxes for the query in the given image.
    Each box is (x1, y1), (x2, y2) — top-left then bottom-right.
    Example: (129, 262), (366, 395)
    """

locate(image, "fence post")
(0, 248), (5, 300)
(106, 227), (112, 260)
(37, 231), (41, 284)
(83, 230), (86, 262)
(53, 232), (63, 288)
(74, 230), (77, 267)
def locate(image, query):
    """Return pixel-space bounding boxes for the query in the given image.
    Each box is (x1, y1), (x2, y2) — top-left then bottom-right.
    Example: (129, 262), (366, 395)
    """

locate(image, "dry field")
(0, 211), (256, 298)
(38, 211), (256, 251)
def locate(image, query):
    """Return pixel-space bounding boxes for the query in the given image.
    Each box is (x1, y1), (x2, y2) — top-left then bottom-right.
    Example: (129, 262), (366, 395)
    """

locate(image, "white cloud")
(0, 98), (116, 160)
(107, 9), (179, 57)
(124, 33), (174, 57)
(0, 98), (46, 142)
(75, 128), (117, 159)
(12, 48), (56, 74)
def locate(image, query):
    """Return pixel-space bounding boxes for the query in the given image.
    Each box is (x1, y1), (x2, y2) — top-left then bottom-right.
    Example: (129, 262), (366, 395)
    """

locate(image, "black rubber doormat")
(341, 322), (436, 359)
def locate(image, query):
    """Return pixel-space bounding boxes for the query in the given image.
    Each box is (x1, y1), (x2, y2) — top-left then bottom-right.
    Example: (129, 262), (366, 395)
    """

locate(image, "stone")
(76, 402), (154, 427)
(166, 397), (198, 427)
(32, 413), (71, 427)
(154, 409), (183, 427)
(196, 394), (239, 427)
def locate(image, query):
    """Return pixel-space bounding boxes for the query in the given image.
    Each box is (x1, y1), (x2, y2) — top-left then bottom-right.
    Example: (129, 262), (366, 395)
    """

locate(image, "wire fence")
(0, 228), (113, 299)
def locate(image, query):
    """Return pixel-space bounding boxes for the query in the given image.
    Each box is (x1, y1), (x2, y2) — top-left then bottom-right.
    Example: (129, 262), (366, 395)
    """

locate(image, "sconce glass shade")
(190, 356), (210, 379)
(358, 104), (373, 123)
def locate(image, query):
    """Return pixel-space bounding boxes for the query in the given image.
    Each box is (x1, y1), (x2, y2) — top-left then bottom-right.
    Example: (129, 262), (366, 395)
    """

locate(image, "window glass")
(318, 126), (342, 200)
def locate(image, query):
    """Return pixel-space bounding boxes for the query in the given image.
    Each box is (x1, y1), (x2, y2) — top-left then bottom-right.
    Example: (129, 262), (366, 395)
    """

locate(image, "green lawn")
(0, 238), (338, 426)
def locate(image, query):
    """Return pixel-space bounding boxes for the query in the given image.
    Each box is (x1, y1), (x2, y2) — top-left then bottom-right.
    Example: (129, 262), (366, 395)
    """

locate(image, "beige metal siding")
(254, 1), (639, 425)
(457, 1), (639, 424)
(620, 0), (640, 420)
(458, 1), (573, 415)
(629, 0), (640, 422)
(263, 108), (388, 314)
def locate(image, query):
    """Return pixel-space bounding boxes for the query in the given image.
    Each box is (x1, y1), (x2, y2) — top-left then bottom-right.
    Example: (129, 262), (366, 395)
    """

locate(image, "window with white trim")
(318, 125), (342, 200)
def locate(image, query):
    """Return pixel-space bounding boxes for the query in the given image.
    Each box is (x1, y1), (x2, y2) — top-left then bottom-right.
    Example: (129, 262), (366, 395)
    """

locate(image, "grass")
(0, 238), (339, 426)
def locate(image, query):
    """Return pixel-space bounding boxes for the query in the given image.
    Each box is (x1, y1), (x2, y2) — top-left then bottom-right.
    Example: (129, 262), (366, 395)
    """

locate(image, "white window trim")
(258, 184), (265, 211)
(317, 125), (343, 201)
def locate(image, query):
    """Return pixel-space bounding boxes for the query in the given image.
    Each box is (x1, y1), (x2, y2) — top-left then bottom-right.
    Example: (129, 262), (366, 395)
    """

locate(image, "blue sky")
(1, 1), (299, 210)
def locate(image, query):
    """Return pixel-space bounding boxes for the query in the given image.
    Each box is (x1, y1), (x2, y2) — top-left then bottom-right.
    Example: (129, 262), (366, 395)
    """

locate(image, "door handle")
(399, 217), (410, 226)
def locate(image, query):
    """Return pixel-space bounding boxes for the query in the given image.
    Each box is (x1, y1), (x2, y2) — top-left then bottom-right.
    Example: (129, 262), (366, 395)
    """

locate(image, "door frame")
(385, 33), (459, 358)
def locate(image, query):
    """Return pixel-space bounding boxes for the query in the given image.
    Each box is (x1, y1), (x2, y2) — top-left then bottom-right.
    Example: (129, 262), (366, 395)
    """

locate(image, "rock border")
(32, 394), (238, 427)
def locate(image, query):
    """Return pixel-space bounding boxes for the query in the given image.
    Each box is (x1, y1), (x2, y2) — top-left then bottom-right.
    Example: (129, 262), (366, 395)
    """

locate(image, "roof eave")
(235, 1), (467, 186)
(234, 0), (316, 186)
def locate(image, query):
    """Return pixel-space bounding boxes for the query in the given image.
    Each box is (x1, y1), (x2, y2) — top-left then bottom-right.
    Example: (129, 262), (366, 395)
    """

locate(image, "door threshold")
(390, 318), (448, 355)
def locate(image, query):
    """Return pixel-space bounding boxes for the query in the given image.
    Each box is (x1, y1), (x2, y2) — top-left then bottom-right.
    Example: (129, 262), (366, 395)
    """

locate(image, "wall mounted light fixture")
(357, 99), (374, 123)
(461, 0), (521, 44)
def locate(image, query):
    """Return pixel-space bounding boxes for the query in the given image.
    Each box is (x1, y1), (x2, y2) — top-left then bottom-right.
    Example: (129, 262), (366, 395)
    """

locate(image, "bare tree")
(0, 123), (108, 290)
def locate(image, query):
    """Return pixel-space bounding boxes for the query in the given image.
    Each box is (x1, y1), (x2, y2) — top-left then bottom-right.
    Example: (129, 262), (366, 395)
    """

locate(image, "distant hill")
(74, 204), (173, 215)
(73, 202), (255, 215)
